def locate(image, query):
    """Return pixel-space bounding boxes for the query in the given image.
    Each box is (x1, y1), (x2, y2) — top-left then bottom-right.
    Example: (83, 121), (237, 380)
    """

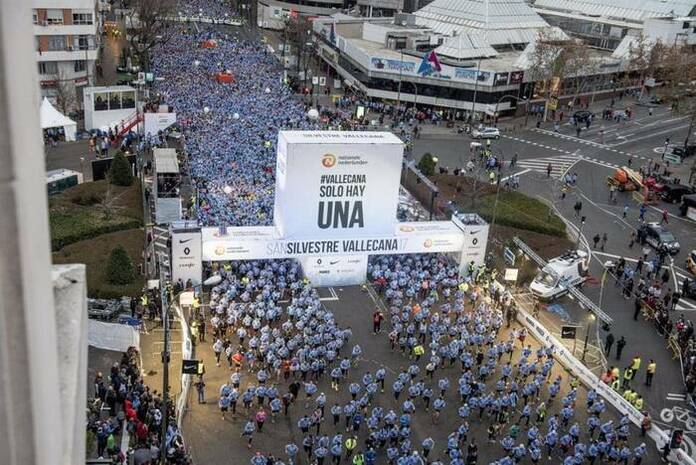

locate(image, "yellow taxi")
(687, 250), (696, 275)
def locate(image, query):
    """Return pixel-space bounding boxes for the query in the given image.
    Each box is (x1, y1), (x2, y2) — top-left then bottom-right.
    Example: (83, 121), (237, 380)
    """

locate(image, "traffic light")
(670, 429), (684, 448)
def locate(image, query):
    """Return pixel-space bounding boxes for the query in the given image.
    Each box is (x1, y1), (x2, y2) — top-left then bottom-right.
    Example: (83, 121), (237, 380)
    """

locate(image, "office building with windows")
(532, 0), (696, 51)
(33, 0), (99, 109)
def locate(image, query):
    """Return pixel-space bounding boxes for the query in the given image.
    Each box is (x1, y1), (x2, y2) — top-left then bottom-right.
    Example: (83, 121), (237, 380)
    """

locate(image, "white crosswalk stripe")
(515, 155), (581, 178)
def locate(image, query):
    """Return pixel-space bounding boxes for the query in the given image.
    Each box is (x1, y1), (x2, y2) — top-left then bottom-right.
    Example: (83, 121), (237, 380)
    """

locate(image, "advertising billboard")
(299, 255), (369, 287)
(200, 222), (466, 261)
(171, 230), (202, 285)
(273, 131), (404, 239)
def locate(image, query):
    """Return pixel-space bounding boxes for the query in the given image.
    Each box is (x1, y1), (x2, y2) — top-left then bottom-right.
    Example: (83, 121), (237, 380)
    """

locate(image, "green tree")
(418, 153), (436, 176)
(105, 245), (135, 285)
(109, 152), (133, 186)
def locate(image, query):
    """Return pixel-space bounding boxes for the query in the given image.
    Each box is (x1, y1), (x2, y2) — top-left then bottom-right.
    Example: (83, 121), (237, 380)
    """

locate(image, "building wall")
(31, 0), (98, 110)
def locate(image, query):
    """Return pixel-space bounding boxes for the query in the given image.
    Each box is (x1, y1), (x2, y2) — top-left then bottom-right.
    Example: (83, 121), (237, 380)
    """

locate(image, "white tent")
(40, 97), (77, 142)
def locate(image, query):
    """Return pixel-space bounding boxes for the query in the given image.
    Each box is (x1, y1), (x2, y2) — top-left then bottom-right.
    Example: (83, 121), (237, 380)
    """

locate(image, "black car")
(660, 184), (696, 203)
(573, 110), (594, 123)
(639, 223), (681, 255)
(683, 277), (696, 299)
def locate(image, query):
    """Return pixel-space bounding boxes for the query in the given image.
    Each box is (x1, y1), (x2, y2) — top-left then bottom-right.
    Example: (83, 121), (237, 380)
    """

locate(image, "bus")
(46, 169), (83, 195)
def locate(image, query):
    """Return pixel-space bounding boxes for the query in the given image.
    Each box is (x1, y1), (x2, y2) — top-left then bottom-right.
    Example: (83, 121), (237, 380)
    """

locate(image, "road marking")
(608, 123), (690, 146)
(667, 393), (687, 401)
(500, 168), (532, 182)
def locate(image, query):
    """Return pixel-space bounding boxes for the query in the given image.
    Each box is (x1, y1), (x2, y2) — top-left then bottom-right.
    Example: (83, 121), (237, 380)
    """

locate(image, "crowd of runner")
(198, 256), (654, 465)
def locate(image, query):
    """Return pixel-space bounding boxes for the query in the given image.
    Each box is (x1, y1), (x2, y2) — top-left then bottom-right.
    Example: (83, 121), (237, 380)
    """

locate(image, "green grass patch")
(49, 180), (143, 251)
(462, 191), (566, 237)
(53, 228), (145, 298)
(431, 175), (567, 237)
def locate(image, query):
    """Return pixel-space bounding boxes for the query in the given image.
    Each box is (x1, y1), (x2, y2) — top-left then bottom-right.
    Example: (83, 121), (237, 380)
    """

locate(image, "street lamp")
(494, 94), (527, 124)
(576, 216), (586, 248)
(582, 313), (596, 362)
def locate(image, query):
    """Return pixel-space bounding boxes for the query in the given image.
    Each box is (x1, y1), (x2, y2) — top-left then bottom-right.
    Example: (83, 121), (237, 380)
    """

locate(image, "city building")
(532, 0), (696, 51)
(32, 0), (100, 110)
(313, 0), (696, 118)
(313, 0), (580, 117)
(257, 0), (349, 29)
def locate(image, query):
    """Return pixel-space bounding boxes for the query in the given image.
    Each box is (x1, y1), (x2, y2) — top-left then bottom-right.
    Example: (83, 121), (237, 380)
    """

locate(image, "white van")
(530, 250), (589, 300)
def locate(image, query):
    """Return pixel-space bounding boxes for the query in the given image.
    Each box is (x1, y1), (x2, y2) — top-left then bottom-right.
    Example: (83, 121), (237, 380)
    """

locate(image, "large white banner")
(171, 230), (202, 285)
(274, 131), (404, 239)
(144, 112), (177, 136)
(299, 255), (368, 287)
(201, 221), (465, 261)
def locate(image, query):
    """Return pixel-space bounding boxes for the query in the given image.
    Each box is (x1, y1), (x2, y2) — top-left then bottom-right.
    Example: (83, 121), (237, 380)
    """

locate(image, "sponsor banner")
(370, 57), (416, 73)
(300, 254), (368, 287)
(274, 131), (404, 239)
(144, 112), (177, 136)
(368, 56), (494, 85)
(494, 72), (509, 86)
(201, 221), (465, 261)
(171, 230), (202, 285)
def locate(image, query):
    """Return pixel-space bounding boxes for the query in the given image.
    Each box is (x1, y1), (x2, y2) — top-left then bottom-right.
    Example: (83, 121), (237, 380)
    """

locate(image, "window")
(74, 35), (90, 50)
(48, 35), (66, 51)
(72, 13), (93, 25)
(38, 62), (58, 75)
(46, 9), (64, 25)
(32, 10), (38, 24)
(74, 60), (86, 72)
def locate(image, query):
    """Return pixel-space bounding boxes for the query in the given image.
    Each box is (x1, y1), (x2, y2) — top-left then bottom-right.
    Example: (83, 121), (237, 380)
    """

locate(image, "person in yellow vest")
(141, 293), (148, 307)
(190, 321), (199, 345)
(489, 170), (496, 185)
(645, 359), (656, 387)
(352, 450), (364, 465)
(630, 356), (641, 378)
(344, 436), (357, 461)
(413, 344), (425, 362)
(623, 388), (633, 402)
(569, 376), (579, 390)
(193, 297), (201, 312)
(622, 367), (634, 389)
(223, 263), (232, 272)
(610, 375), (621, 391)
(634, 394), (644, 410)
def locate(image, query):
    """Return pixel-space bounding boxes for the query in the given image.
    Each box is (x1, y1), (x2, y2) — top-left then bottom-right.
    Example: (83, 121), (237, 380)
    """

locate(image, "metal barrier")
(515, 304), (695, 464)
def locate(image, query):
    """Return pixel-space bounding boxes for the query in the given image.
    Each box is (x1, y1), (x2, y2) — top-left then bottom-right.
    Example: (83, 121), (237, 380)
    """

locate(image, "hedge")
(50, 209), (141, 251)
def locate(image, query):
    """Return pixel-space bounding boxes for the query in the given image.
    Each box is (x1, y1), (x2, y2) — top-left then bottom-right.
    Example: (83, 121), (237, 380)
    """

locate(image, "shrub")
(109, 151), (133, 186)
(418, 152), (436, 176)
(105, 245), (135, 285)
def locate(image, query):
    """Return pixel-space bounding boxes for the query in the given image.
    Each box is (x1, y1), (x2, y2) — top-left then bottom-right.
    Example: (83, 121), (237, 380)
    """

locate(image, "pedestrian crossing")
(515, 154), (581, 178)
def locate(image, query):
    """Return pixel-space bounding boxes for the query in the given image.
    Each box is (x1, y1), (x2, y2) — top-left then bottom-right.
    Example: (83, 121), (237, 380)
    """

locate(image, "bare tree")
(55, 70), (77, 114)
(127, 0), (176, 72)
(285, 16), (314, 82)
(527, 29), (569, 120)
(99, 186), (126, 221)
(626, 33), (664, 98)
(555, 40), (599, 107)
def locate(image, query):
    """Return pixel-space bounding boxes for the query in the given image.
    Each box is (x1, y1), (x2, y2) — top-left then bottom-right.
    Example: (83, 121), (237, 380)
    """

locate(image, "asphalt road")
(413, 101), (696, 443)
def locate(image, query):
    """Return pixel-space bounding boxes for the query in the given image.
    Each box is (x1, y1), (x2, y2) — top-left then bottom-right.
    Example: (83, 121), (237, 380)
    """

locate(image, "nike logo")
(179, 238), (193, 243)
(470, 230), (481, 235)
(329, 260), (340, 265)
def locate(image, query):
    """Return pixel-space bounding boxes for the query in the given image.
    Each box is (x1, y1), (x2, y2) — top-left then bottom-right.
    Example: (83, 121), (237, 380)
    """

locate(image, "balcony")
(37, 46), (98, 62)
(33, 23), (96, 36)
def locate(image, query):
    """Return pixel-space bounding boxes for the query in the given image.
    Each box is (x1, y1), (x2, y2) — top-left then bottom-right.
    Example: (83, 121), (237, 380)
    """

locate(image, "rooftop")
(533, 0), (696, 24)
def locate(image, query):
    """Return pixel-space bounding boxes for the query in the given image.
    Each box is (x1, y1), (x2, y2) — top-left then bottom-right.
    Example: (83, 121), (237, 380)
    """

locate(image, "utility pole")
(159, 256), (170, 465)
(396, 50), (403, 109)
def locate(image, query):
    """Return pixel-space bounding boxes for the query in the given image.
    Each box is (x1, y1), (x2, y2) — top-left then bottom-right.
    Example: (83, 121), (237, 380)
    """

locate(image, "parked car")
(660, 184), (695, 203)
(573, 110), (594, 123)
(686, 250), (696, 275)
(471, 127), (500, 139)
(639, 222), (680, 255)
